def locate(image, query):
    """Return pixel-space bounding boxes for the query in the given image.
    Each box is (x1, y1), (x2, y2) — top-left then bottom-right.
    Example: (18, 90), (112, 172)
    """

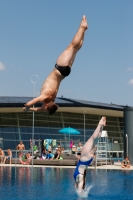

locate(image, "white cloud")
(127, 68), (133, 71)
(128, 79), (133, 85)
(0, 62), (5, 70)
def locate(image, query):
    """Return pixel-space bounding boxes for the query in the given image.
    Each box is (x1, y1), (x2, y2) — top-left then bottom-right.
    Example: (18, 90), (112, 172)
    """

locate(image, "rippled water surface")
(0, 166), (133, 200)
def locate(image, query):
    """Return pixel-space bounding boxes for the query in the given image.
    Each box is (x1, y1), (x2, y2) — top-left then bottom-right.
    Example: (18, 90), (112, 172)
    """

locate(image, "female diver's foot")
(80, 15), (88, 30)
(99, 116), (106, 126)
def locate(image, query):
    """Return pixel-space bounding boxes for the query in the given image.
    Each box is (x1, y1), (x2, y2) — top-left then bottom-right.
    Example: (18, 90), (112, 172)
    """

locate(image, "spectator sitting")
(57, 143), (64, 154)
(41, 148), (48, 160)
(46, 150), (54, 160)
(57, 143), (61, 152)
(48, 145), (52, 152)
(54, 149), (63, 160)
(121, 156), (131, 168)
(3, 148), (12, 164)
(0, 148), (4, 164)
(54, 148), (60, 160)
(25, 153), (31, 159)
(77, 142), (82, 160)
(72, 143), (77, 155)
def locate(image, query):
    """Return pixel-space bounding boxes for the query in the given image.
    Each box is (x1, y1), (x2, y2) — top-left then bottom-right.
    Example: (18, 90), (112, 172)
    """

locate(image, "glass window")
(34, 120), (39, 127)
(62, 113), (69, 117)
(28, 134), (32, 140)
(34, 127), (40, 133)
(87, 114), (99, 120)
(17, 113), (26, 119)
(49, 115), (61, 122)
(26, 120), (33, 127)
(0, 138), (4, 148)
(69, 122), (81, 129)
(15, 133), (20, 140)
(39, 127), (51, 134)
(0, 111), (124, 152)
(23, 141), (30, 150)
(50, 127), (59, 134)
(19, 120), (27, 126)
(4, 140), (17, 150)
(27, 127), (32, 134)
(14, 127), (19, 133)
(2, 126), (15, 133)
(1, 119), (14, 126)
(25, 113), (33, 119)
(20, 127), (28, 133)
(40, 134), (52, 139)
(64, 122), (70, 127)
(1, 113), (13, 119)
(0, 127), (3, 137)
(21, 134), (29, 140)
(49, 121), (61, 128)
(34, 134), (41, 140)
(2, 133), (16, 140)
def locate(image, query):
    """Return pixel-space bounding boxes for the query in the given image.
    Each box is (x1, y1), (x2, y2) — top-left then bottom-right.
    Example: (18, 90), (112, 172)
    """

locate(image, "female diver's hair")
(82, 169), (86, 189)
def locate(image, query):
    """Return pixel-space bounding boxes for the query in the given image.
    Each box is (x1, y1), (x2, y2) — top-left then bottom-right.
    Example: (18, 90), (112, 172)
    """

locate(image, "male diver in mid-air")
(74, 117), (106, 195)
(23, 15), (88, 114)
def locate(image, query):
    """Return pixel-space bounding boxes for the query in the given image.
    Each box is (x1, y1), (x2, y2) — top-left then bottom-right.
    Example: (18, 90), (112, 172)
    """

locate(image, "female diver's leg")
(56, 15), (88, 67)
(80, 117), (106, 161)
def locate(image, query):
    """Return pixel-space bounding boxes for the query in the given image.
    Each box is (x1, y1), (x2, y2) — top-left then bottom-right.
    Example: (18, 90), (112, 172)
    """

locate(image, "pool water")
(0, 166), (133, 200)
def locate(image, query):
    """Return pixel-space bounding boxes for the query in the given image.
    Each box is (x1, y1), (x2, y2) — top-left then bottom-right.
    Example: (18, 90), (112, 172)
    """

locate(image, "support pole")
(124, 107), (133, 165)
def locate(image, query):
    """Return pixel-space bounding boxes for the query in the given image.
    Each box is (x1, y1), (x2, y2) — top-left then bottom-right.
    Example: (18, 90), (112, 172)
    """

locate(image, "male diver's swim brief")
(55, 64), (71, 77)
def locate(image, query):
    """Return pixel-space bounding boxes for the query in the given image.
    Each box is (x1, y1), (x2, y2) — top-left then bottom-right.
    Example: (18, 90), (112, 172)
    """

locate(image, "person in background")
(57, 143), (64, 153)
(77, 142), (83, 160)
(25, 152), (31, 160)
(16, 141), (25, 151)
(48, 145), (52, 152)
(0, 148), (4, 164)
(70, 140), (73, 149)
(29, 139), (32, 149)
(57, 143), (61, 151)
(121, 156), (131, 168)
(46, 150), (54, 160)
(54, 148), (60, 160)
(33, 144), (38, 153)
(41, 148), (48, 160)
(3, 148), (12, 164)
(72, 142), (77, 155)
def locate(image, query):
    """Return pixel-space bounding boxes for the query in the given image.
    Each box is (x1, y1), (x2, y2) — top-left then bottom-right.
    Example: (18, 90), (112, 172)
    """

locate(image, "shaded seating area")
(10, 154), (78, 166)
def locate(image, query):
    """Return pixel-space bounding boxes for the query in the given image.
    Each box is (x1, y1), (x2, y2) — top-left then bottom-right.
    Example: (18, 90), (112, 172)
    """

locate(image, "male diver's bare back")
(40, 68), (64, 100)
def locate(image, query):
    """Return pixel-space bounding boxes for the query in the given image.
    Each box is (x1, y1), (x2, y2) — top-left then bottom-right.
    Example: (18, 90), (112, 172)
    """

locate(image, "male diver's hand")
(23, 104), (29, 112)
(23, 104), (26, 111)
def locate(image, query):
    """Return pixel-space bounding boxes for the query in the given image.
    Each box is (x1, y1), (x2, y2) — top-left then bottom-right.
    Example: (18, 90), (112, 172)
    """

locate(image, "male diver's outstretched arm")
(23, 94), (47, 112)
(23, 106), (43, 112)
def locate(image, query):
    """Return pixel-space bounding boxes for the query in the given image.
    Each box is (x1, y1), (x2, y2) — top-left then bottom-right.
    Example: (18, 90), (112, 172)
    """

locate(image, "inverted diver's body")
(74, 117), (106, 194)
(23, 15), (88, 114)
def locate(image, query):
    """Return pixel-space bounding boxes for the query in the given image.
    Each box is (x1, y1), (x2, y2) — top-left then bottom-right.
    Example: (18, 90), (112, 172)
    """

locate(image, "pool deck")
(0, 162), (133, 170)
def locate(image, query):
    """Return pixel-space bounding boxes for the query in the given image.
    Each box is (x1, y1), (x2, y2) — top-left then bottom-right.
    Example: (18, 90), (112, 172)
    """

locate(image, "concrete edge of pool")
(0, 163), (133, 170)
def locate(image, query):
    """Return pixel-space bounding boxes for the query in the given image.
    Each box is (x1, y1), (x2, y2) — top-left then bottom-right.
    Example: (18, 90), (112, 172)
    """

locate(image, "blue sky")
(0, 0), (133, 106)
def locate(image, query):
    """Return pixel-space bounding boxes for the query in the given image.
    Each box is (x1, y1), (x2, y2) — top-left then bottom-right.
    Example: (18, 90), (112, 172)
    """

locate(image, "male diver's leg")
(56, 15), (88, 67)
(80, 117), (106, 160)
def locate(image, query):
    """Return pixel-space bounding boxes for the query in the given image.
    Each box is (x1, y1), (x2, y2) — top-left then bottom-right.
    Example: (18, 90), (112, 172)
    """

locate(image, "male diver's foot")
(99, 117), (106, 126)
(80, 15), (88, 30)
